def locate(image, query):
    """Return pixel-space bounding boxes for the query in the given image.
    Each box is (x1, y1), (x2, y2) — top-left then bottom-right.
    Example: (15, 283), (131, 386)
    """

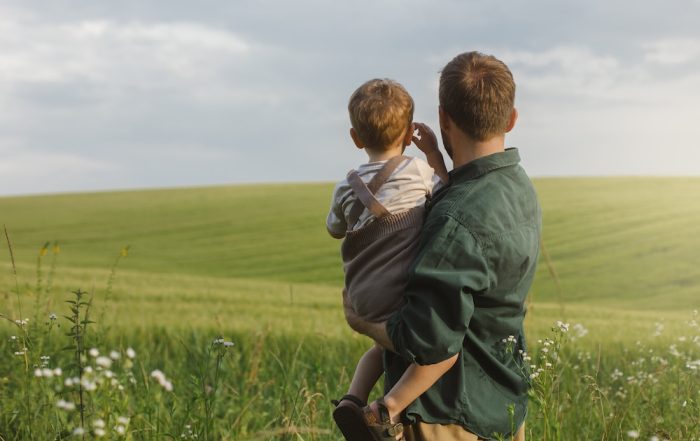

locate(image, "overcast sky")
(1, 0), (699, 196)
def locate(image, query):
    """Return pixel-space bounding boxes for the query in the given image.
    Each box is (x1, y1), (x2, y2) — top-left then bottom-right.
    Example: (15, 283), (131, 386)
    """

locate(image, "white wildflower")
(572, 323), (588, 338)
(224, 341), (234, 347)
(94, 428), (106, 437)
(34, 368), (43, 377)
(56, 399), (76, 411)
(93, 419), (105, 428)
(73, 427), (85, 436)
(151, 369), (174, 391)
(109, 350), (121, 360)
(49, 313), (57, 321)
(686, 360), (700, 370)
(115, 425), (126, 435)
(126, 347), (136, 359)
(626, 430), (639, 438)
(53, 367), (63, 376)
(96, 356), (112, 368)
(117, 416), (129, 425)
(89, 348), (99, 357)
(611, 368), (624, 381)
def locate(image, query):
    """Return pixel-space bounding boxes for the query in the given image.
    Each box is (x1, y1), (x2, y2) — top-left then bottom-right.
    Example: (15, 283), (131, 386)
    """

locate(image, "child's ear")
(403, 123), (415, 147)
(350, 128), (364, 149)
(505, 108), (518, 133)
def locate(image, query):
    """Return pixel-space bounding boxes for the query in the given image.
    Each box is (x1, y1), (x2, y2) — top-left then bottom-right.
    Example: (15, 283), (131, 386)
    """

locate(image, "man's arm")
(387, 216), (490, 365)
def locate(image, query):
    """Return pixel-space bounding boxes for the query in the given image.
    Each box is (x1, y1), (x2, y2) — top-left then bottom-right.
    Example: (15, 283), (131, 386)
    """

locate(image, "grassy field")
(1, 178), (699, 440)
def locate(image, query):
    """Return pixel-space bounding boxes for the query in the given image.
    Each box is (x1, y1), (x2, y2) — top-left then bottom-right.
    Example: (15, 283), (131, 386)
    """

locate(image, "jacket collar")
(449, 148), (521, 184)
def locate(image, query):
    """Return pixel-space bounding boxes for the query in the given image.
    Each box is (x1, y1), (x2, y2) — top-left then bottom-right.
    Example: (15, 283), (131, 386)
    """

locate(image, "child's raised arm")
(412, 122), (449, 183)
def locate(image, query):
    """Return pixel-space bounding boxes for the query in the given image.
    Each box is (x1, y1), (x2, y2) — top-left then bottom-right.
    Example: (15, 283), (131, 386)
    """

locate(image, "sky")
(1, 0), (700, 196)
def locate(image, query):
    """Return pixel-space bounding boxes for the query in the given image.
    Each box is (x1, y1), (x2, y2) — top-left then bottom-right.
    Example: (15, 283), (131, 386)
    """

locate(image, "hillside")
(1, 178), (699, 312)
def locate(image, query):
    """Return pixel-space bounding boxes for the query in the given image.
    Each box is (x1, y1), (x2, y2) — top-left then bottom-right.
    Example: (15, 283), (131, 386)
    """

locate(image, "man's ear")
(350, 128), (364, 149)
(505, 108), (518, 133)
(438, 106), (450, 132)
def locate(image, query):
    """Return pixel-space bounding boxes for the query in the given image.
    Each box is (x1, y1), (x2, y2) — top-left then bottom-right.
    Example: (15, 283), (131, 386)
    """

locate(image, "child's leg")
(346, 344), (384, 403)
(377, 353), (459, 422)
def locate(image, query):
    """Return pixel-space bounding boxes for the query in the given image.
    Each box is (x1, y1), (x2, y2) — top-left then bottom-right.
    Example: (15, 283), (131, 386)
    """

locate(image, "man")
(344, 51), (541, 441)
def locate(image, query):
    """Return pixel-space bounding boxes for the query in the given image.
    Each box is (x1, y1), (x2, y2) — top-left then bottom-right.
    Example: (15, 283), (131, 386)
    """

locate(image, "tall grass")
(1, 238), (699, 440)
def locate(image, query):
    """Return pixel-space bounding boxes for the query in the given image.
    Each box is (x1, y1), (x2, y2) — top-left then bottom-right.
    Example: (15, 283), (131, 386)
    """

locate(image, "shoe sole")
(333, 403), (376, 441)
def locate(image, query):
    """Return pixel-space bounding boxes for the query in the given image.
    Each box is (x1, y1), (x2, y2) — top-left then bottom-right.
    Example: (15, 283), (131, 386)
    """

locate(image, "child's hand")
(412, 122), (439, 154)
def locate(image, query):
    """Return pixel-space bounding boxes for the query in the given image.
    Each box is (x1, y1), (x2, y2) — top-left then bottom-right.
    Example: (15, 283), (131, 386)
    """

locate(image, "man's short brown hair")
(439, 52), (515, 141)
(348, 79), (414, 150)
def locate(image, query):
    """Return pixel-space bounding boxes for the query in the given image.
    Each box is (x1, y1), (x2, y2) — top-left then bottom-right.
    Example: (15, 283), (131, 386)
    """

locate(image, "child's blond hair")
(348, 79), (414, 150)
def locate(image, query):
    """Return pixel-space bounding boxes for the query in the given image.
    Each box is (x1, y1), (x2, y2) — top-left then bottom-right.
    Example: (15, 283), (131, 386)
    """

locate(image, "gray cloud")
(0, 0), (699, 195)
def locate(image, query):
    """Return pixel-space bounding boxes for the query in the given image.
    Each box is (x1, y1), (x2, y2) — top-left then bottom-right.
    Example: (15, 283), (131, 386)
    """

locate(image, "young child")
(326, 78), (454, 441)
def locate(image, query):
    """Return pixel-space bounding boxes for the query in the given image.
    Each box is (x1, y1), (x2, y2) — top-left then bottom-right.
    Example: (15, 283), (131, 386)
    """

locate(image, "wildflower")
(15, 318), (29, 326)
(56, 399), (76, 411)
(9, 335), (17, 341)
(49, 313), (57, 321)
(96, 356), (112, 368)
(686, 360), (700, 370)
(151, 369), (174, 391)
(84, 366), (94, 374)
(213, 337), (224, 345)
(611, 368), (623, 381)
(117, 416), (129, 425)
(109, 350), (121, 360)
(126, 347), (136, 359)
(34, 368), (43, 377)
(94, 428), (106, 437)
(93, 419), (105, 429)
(73, 427), (85, 436)
(89, 348), (99, 358)
(65, 377), (74, 387)
(41, 368), (54, 377)
(555, 321), (569, 332)
(626, 430), (639, 438)
(53, 367), (63, 376)
(572, 323), (588, 338)
(224, 341), (234, 347)
(115, 425), (126, 435)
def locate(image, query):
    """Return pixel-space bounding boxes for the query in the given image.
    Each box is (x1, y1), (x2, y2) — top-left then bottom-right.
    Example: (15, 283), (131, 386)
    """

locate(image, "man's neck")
(451, 135), (506, 169)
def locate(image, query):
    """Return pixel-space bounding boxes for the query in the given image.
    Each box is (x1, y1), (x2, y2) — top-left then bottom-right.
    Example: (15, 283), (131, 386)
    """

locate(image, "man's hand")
(412, 122), (439, 154)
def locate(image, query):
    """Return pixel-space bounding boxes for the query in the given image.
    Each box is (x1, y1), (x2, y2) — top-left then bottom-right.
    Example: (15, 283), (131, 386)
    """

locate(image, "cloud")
(643, 38), (700, 65)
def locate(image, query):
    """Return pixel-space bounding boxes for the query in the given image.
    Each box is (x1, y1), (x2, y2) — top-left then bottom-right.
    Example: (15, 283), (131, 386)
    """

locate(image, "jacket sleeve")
(386, 214), (490, 365)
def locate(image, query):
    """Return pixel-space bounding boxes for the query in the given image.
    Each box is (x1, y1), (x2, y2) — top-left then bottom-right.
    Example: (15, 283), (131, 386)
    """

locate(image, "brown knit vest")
(341, 156), (426, 322)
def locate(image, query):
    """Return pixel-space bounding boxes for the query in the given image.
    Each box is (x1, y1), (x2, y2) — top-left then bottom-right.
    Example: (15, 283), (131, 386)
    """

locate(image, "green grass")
(1, 178), (699, 440)
(2, 178), (699, 310)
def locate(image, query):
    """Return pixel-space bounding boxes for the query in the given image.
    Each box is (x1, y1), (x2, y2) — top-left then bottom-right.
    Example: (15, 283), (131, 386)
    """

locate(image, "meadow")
(1, 178), (699, 440)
